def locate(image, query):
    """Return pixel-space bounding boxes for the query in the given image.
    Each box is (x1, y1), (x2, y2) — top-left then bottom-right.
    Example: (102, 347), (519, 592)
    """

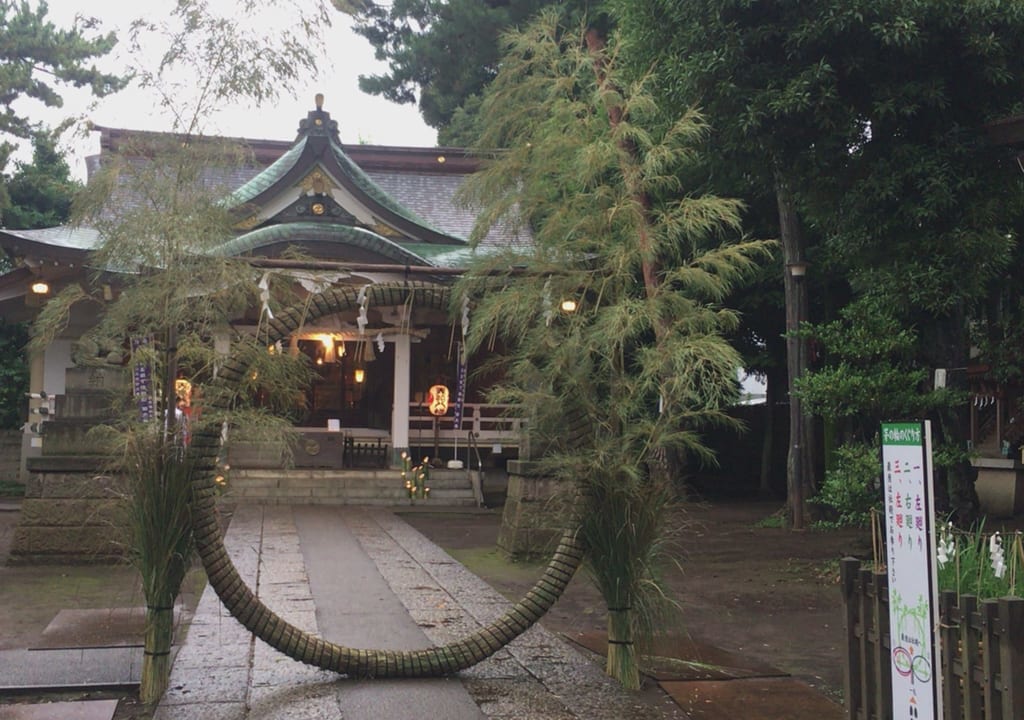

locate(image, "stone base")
(497, 460), (570, 561)
(973, 457), (1024, 518)
(9, 456), (126, 564)
(0, 429), (21, 484)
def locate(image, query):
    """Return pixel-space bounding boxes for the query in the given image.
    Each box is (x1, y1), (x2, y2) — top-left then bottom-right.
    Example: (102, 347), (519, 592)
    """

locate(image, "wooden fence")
(407, 402), (526, 448)
(841, 558), (1024, 720)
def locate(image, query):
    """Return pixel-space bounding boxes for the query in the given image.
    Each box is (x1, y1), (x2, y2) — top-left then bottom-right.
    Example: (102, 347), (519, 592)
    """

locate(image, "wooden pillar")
(391, 334), (411, 465)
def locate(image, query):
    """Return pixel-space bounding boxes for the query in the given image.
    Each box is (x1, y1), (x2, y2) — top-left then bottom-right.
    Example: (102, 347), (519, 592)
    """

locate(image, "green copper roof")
(220, 102), (460, 244)
(209, 222), (433, 266)
(0, 226), (102, 251)
(396, 242), (474, 267)
(224, 138), (309, 207)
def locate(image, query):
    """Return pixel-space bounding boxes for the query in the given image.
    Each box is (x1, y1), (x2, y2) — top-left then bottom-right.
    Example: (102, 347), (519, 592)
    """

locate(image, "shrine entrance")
(296, 338), (396, 431)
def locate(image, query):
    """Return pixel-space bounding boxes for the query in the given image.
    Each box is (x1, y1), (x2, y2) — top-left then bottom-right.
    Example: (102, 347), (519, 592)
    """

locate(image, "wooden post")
(997, 598), (1024, 719)
(433, 415), (440, 461)
(940, 591), (963, 718)
(981, 600), (1001, 719)
(961, 595), (982, 718)
(859, 568), (874, 718)
(842, 558), (863, 720)
(873, 570), (892, 720)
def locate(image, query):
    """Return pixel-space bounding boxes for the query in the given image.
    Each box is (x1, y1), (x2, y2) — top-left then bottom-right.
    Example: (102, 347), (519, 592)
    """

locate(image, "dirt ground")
(402, 501), (871, 702)
(0, 498), (868, 717)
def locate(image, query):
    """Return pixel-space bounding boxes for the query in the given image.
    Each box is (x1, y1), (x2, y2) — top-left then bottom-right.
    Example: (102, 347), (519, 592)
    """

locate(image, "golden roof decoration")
(234, 214), (263, 231)
(298, 169), (338, 196)
(371, 222), (403, 238)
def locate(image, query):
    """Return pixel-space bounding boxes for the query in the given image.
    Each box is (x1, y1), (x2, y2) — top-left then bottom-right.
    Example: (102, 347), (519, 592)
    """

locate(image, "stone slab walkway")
(156, 505), (686, 720)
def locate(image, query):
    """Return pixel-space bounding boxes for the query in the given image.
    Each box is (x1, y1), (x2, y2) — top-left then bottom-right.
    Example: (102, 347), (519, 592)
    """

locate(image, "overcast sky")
(18, 0), (437, 177)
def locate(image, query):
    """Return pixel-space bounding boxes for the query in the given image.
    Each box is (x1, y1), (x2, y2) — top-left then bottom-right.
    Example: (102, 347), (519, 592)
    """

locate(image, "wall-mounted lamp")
(354, 368), (365, 384)
(786, 262), (809, 278)
(31, 281), (50, 295)
(560, 298), (578, 313)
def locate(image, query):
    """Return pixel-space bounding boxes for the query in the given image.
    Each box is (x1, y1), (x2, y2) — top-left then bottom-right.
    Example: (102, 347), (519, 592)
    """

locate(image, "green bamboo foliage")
(456, 12), (771, 688)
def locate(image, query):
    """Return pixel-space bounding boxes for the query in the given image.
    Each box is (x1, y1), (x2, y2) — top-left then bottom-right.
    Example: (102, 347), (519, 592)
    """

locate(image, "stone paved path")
(155, 505), (685, 720)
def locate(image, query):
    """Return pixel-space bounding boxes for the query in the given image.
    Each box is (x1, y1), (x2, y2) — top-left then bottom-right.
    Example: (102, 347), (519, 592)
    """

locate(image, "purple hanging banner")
(453, 345), (468, 431)
(131, 336), (155, 423)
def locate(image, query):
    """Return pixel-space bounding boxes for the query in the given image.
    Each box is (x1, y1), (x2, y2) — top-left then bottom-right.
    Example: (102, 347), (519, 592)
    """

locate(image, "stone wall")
(0, 429), (21, 485)
(8, 456), (127, 564)
(497, 460), (571, 561)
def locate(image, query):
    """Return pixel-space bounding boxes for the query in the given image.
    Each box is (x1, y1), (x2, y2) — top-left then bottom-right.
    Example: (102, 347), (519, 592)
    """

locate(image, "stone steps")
(225, 468), (479, 506)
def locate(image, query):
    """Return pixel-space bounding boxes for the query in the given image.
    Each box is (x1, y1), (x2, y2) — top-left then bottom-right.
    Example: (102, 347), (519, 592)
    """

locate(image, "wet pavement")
(153, 505), (686, 720)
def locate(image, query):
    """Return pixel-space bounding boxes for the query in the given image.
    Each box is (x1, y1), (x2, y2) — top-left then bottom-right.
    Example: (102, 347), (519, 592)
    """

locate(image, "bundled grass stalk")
(142, 604), (175, 704)
(122, 433), (196, 704)
(606, 606), (638, 690)
(578, 464), (676, 690)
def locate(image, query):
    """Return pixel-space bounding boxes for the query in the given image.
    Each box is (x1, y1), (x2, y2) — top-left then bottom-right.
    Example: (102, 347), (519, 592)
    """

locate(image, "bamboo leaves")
(456, 11), (769, 687)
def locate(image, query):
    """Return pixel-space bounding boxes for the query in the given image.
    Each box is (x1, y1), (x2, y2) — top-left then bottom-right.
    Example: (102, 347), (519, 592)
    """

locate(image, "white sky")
(15, 0), (438, 178)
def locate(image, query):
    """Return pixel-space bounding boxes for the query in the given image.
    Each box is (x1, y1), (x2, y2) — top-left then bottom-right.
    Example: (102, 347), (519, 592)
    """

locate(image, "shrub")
(815, 441), (882, 528)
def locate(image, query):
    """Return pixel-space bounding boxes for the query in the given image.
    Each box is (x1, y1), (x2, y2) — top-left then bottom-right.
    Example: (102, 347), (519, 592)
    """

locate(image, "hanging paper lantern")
(427, 384), (449, 416)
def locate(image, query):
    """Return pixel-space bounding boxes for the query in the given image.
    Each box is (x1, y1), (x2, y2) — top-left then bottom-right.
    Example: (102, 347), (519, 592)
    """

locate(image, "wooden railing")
(407, 402), (525, 448)
(841, 558), (1024, 720)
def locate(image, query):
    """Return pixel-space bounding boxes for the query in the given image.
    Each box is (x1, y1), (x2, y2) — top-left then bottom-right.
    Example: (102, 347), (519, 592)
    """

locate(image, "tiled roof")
(33, 112), (535, 259)
(368, 171), (530, 250)
(328, 143), (450, 239)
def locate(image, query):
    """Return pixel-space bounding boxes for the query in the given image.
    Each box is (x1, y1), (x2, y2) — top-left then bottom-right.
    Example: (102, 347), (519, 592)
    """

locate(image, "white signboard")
(881, 421), (942, 720)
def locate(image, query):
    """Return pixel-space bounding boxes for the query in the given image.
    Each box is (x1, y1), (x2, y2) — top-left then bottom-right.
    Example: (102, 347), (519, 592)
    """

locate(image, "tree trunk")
(759, 370), (776, 498)
(140, 600), (175, 704)
(924, 308), (980, 524)
(606, 606), (640, 691)
(775, 170), (811, 529)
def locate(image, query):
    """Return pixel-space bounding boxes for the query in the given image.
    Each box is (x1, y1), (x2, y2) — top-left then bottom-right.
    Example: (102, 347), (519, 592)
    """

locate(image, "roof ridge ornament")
(298, 93), (340, 142)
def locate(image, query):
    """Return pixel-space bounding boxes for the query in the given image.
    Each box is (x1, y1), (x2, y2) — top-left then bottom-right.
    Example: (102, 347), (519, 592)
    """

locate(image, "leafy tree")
(457, 11), (768, 687)
(343, 0), (584, 144)
(33, 0), (332, 703)
(0, 320), (29, 429)
(1, 129), (79, 229)
(798, 298), (959, 444)
(0, 0), (126, 153)
(612, 0), (1024, 524)
(0, 130), (78, 432)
